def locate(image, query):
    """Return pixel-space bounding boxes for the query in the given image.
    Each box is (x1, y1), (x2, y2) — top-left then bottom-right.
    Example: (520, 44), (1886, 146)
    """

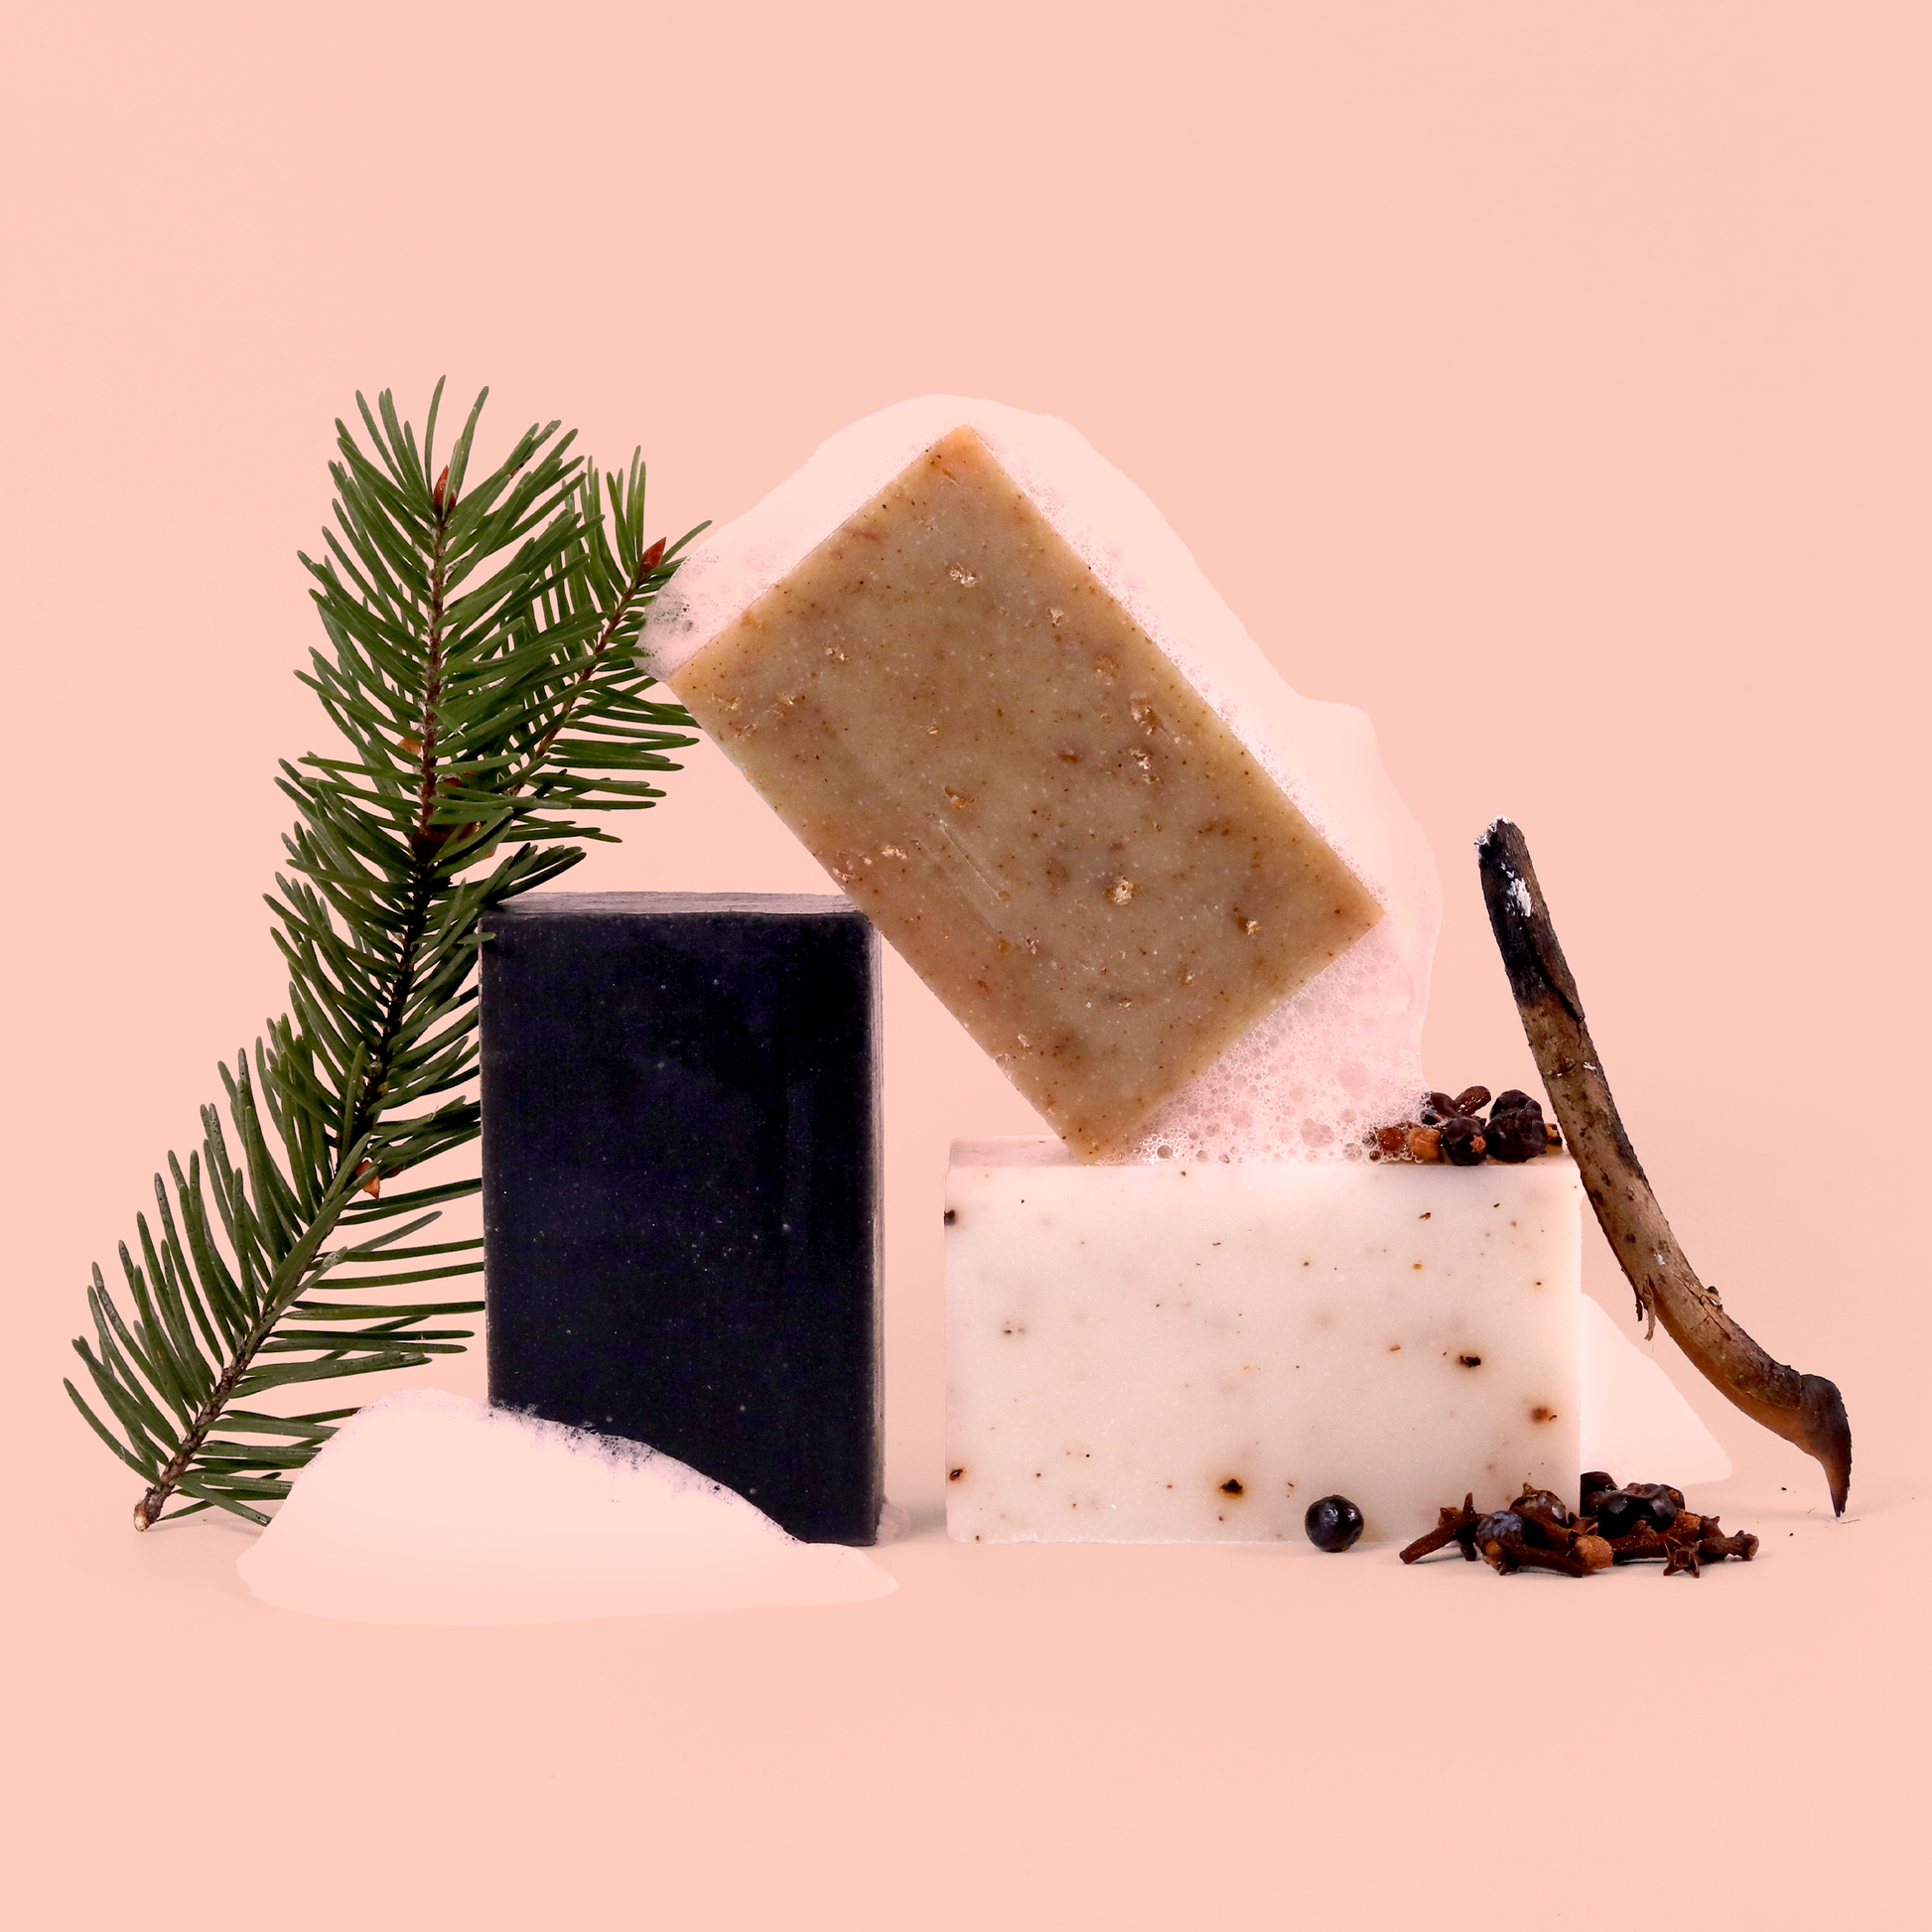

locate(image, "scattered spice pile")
(1399, 1471), (1759, 1579)
(1368, 1085), (1562, 1166)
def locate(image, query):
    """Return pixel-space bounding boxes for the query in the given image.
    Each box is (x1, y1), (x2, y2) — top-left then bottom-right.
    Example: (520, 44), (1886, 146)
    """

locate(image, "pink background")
(5, 6), (1925, 1924)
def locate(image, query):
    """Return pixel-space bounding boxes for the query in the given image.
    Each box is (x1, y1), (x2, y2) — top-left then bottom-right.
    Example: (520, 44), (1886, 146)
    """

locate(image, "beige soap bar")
(672, 428), (1382, 1159)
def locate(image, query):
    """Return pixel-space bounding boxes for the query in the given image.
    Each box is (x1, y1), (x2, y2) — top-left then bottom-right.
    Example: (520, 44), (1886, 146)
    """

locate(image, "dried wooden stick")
(1476, 819), (1852, 1514)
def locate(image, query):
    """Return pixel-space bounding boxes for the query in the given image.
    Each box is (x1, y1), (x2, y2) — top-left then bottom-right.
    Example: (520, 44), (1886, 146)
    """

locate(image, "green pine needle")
(66, 381), (707, 1529)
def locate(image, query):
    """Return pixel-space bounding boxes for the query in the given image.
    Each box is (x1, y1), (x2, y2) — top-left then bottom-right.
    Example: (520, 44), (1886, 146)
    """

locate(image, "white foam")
(645, 397), (1441, 1163)
(1578, 1294), (1732, 1485)
(235, 1389), (898, 1625)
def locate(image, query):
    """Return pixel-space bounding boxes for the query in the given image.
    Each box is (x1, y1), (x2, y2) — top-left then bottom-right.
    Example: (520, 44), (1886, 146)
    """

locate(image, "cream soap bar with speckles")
(945, 1141), (1582, 1544)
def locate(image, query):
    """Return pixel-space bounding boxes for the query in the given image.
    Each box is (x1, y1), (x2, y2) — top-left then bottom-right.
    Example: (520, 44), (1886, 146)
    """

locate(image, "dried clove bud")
(1603, 1521), (1677, 1564)
(1398, 1494), (1481, 1564)
(1663, 1540), (1704, 1578)
(1471, 1512), (1590, 1577)
(1514, 1507), (1575, 1552)
(1604, 1505), (1760, 1577)
(1696, 1514), (1759, 1563)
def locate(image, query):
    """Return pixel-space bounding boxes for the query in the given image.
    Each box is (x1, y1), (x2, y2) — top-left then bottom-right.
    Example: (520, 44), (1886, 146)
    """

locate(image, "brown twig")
(1476, 819), (1852, 1514)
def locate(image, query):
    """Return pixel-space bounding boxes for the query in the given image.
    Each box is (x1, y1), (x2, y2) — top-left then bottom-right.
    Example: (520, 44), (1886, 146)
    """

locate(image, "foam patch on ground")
(235, 1390), (898, 1625)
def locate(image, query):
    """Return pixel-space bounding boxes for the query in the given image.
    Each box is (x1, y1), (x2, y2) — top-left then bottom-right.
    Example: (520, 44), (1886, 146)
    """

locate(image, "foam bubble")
(646, 397), (1440, 1162)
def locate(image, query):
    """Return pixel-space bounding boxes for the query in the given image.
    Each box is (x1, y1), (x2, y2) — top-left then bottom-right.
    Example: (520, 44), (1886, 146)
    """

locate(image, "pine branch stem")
(347, 872), (436, 1158)
(82, 387), (696, 1531)
(135, 505), (456, 1530)
(132, 1211), (355, 1527)
(351, 488), (450, 1155)
(133, 1312), (279, 1527)
(410, 494), (452, 849)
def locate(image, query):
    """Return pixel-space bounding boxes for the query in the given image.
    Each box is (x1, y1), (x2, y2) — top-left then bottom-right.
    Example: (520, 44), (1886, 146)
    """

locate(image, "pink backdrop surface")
(4, 6), (1925, 1926)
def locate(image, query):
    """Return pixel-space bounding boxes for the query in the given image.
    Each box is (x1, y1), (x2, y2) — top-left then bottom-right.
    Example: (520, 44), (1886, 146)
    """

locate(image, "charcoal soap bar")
(482, 892), (882, 1545)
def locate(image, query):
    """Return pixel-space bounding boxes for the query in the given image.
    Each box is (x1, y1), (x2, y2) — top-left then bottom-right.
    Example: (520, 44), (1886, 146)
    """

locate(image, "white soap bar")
(945, 1140), (1582, 1544)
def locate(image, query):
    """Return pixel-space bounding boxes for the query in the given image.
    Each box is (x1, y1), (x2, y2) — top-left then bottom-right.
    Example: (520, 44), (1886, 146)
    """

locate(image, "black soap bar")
(482, 893), (882, 1545)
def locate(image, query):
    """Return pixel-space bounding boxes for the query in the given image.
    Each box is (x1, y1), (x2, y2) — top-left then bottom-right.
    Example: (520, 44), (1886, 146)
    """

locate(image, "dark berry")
(1471, 1511), (1525, 1567)
(1591, 1490), (1643, 1537)
(1305, 1494), (1365, 1552)
(1580, 1471), (1618, 1515)
(1486, 1110), (1548, 1164)
(1490, 1090), (1542, 1119)
(1439, 1114), (1487, 1165)
(1593, 1484), (1682, 1539)
(1512, 1488), (1573, 1528)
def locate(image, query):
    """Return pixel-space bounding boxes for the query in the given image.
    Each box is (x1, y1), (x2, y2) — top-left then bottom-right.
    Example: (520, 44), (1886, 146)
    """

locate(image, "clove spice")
(1368, 1083), (1563, 1167)
(1399, 1470), (1757, 1580)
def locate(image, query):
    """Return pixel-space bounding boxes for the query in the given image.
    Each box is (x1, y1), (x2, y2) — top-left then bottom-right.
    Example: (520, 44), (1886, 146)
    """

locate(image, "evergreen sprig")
(66, 381), (706, 1529)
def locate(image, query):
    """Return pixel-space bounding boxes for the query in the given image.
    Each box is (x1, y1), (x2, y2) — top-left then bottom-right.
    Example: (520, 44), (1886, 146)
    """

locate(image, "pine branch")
(65, 381), (707, 1528)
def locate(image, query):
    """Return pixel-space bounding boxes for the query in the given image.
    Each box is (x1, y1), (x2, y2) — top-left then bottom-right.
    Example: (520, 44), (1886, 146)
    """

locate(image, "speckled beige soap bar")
(670, 428), (1382, 1160)
(945, 1141), (1583, 1544)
